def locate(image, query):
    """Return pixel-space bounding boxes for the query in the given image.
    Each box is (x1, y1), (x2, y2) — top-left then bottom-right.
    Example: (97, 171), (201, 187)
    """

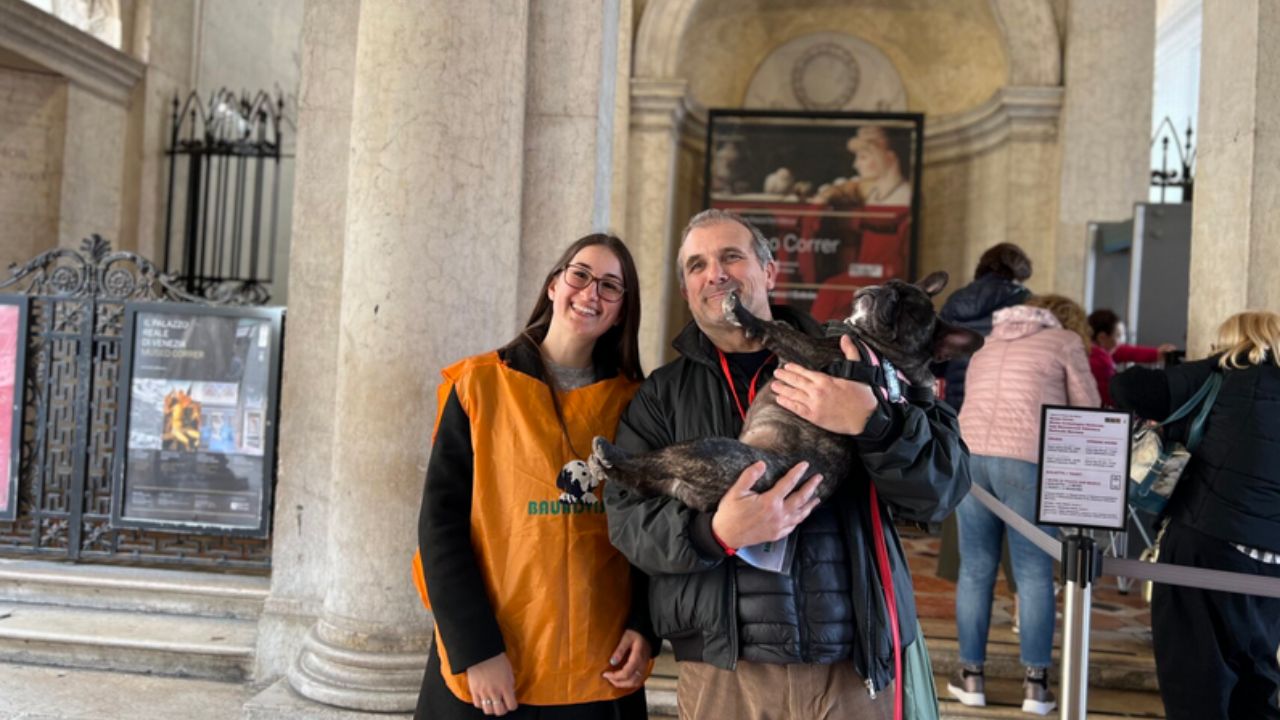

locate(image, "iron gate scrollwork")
(0, 236), (272, 571)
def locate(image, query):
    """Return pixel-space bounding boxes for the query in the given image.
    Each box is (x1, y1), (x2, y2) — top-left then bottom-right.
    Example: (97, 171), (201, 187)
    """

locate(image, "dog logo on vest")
(556, 460), (599, 505)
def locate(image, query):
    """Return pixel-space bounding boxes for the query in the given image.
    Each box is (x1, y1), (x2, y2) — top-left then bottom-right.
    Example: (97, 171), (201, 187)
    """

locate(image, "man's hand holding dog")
(772, 335), (878, 436)
(712, 461), (823, 550)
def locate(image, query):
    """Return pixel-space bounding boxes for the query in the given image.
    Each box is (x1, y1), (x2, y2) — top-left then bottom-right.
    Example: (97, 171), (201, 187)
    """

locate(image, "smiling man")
(604, 209), (971, 720)
(677, 215), (777, 352)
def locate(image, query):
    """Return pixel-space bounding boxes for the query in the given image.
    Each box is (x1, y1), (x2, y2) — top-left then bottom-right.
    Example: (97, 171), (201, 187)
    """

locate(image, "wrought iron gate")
(0, 237), (271, 571)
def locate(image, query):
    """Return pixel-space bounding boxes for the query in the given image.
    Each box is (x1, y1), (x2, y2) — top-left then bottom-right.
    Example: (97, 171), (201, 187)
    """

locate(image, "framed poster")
(704, 110), (924, 323)
(0, 295), (29, 522)
(112, 303), (284, 536)
(1035, 405), (1132, 531)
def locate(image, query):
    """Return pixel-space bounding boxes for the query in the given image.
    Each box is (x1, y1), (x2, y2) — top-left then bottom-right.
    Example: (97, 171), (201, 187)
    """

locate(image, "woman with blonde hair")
(1112, 310), (1280, 720)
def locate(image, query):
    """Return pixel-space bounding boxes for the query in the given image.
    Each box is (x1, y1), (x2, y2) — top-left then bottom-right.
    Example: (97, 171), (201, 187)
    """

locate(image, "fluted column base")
(287, 619), (426, 713)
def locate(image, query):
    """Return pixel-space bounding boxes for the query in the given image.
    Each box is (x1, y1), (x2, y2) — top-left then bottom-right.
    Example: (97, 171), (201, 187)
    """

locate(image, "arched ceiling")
(677, 0), (1009, 114)
(635, 0), (1062, 116)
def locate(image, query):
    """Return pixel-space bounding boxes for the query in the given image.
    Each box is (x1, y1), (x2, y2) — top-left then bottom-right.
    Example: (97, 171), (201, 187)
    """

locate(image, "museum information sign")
(113, 303), (283, 535)
(1035, 405), (1131, 531)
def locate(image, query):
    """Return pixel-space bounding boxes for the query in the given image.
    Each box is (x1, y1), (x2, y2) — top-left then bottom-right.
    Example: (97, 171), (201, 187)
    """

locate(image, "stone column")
(516, 0), (608, 320)
(626, 78), (690, 370)
(252, 0), (357, 686)
(283, 0), (530, 712)
(1186, 0), (1280, 354)
(1055, 0), (1155, 299)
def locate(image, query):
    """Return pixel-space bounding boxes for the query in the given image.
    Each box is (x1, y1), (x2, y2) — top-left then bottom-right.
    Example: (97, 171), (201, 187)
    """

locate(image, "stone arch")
(633, 0), (701, 78)
(636, 0), (1062, 88)
(989, 0), (1062, 86)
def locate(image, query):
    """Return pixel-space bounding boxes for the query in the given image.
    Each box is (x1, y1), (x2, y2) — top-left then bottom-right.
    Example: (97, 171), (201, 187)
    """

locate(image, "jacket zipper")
(862, 555), (877, 698)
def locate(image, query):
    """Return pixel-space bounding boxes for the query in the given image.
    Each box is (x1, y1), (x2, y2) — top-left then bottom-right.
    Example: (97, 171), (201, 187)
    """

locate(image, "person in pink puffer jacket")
(946, 295), (1100, 716)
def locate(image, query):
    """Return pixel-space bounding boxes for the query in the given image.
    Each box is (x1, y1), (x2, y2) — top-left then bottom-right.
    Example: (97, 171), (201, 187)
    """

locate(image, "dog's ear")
(916, 271), (948, 297)
(932, 318), (983, 362)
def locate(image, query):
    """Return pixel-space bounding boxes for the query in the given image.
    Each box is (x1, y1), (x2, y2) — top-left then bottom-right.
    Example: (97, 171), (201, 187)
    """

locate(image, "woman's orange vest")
(411, 352), (650, 705)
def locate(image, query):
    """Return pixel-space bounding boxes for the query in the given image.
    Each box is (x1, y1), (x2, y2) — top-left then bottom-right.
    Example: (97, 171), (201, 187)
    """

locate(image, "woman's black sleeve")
(1110, 366), (1173, 421)
(418, 387), (505, 674)
(1112, 357), (1218, 444)
(625, 564), (660, 654)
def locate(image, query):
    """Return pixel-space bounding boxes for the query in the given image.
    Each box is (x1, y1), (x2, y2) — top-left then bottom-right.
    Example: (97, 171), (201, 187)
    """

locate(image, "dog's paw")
(586, 453), (611, 489)
(591, 436), (624, 467)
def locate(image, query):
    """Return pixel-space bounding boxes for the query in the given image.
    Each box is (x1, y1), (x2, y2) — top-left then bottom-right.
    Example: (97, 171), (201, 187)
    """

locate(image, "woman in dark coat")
(1112, 310), (1280, 720)
(934, 243), (1031, 587)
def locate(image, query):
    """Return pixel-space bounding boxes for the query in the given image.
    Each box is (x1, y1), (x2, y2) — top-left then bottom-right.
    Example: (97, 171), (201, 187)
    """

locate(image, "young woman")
(413, 234), (653, 719)
(1112, 311), (1280, 720)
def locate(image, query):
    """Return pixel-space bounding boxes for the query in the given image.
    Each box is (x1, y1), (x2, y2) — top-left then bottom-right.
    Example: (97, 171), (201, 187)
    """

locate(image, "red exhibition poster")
(706, 112), (922, 323)
(0, 304), (19, 515)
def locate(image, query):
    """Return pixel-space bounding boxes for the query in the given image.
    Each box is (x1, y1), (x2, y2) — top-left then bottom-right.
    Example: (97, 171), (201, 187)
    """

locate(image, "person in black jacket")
(933, 243), (1031, 592)
(603, 209), (971, 720)
(935, 243), (1032, 412)
(1112, 310), (1280, 720)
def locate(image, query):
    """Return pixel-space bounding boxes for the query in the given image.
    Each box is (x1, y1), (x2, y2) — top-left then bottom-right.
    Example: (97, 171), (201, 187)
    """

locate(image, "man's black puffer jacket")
(936, 274), (1029, 411)
(603, 306), (972, 693)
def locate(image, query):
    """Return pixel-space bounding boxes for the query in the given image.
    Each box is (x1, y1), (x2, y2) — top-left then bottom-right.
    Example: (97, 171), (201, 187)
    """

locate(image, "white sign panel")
(1036, 406), (1131, 531)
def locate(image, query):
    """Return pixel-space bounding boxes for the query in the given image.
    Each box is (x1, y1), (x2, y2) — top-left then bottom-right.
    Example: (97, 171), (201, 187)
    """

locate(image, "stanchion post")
(1059, 533), (1102, 720)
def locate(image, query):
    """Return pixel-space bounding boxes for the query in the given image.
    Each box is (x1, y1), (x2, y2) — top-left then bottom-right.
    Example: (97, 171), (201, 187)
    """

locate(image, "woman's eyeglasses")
(562, 264), (625, 302)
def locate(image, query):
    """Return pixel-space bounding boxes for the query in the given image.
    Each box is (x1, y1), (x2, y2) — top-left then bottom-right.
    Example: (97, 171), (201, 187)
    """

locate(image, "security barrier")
(967, 484), (1280, 719)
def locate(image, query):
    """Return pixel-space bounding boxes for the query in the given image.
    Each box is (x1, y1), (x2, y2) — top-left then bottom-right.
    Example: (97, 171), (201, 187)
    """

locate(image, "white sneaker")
(946, 666), (986, 707)
(1022, 669), (1057, 715)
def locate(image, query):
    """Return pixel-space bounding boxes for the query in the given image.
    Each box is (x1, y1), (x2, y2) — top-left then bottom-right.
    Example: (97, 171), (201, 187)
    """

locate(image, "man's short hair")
(676, 209), (773, 288)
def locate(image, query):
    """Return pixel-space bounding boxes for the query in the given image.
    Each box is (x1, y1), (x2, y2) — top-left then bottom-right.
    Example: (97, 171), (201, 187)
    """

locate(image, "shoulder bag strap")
(1157, 370), (1222, 429)
(1185, 372), (1223, 452)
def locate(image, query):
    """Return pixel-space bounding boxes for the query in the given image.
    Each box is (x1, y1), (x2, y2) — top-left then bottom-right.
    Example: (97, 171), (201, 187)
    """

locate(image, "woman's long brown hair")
(499, 233), (644, 457)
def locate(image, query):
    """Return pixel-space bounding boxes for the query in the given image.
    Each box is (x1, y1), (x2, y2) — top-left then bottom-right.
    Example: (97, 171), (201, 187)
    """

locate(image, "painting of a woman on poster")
(705, 111), (923, 323)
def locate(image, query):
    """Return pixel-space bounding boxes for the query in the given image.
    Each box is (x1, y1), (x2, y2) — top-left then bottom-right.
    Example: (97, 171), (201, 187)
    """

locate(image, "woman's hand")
(602, 629), (652, 689)
(466, 652), (518, 716)
(771, 335), (879, 435)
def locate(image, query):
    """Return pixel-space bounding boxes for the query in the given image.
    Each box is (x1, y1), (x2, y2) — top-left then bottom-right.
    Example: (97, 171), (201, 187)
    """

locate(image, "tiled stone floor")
(902, 528), (1154, 645)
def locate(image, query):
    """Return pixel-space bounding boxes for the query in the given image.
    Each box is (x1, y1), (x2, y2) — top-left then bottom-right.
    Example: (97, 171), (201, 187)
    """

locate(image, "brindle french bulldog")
(589, 271), (982, 512)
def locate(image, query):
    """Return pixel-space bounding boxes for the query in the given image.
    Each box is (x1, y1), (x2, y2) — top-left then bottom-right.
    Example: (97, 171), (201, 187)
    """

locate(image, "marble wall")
(0, 66), (65, 271)
(0, 0), (141, 267)
(57, 84), (128, 248)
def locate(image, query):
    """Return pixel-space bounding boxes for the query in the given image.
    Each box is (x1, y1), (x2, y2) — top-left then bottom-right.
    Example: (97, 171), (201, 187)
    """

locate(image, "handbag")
(1128, 371), (1222, 514)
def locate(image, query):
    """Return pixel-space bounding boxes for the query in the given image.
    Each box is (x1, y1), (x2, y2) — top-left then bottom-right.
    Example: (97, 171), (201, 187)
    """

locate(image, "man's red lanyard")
(716, 349), (774, 422)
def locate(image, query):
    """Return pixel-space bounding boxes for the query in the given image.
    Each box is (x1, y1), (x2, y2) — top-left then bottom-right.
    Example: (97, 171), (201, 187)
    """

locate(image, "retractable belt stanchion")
(1059, 533), (1102, 720)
